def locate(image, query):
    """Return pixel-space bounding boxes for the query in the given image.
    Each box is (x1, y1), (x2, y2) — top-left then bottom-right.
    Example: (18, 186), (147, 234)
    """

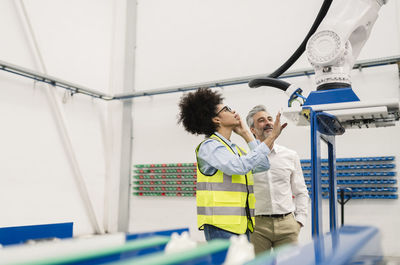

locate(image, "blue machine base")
(304, 87), (360, 106)
(248, 225), (382, 265)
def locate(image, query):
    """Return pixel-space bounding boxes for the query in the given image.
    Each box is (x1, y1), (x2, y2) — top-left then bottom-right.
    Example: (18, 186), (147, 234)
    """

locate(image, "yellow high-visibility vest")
(196, 134), (255, 234)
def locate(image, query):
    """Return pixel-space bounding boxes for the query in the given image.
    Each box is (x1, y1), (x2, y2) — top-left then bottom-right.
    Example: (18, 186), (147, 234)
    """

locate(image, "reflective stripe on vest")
(197, 173), (254, 193)
(198, 207), (255, 216)
(195, 134), (255, 234)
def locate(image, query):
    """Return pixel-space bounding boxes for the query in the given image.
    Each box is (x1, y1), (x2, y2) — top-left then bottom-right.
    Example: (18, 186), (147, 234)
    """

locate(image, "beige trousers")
(250, 213), (301, 255)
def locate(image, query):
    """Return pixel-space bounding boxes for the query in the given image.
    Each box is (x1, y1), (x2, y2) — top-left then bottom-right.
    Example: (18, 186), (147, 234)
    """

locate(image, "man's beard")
(262, 130), (272, 139)
(263, 130), (271, 137)
(257, 126), (273, 140)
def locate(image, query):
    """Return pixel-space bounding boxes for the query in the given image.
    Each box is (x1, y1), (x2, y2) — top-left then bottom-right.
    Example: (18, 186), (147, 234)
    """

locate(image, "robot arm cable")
(248, 77), (290, 91)
(268, 0), (333, 79)
(248, 0), (333, 93)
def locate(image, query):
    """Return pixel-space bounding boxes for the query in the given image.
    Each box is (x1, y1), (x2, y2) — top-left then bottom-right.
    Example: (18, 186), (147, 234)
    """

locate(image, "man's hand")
(271, 112), (288, 138)
(263, 112), (287, 149)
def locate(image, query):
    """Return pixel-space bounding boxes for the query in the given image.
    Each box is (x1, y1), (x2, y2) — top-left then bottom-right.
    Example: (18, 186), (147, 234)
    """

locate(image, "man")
(178, 88), (287, 241)
(246, 105), (309, 254)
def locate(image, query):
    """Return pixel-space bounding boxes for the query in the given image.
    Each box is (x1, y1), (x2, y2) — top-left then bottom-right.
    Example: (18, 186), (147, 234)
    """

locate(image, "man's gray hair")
(246, 105), (268, 128)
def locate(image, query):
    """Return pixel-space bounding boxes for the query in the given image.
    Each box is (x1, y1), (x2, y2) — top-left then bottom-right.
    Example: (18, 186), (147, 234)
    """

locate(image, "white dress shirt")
(253, 143), (309, 226)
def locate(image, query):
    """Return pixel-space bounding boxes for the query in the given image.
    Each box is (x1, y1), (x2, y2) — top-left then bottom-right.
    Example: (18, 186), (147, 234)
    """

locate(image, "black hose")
(249, 0), (333, 91)
(269, 0), (333, 79)
(248, 77), (290, 92)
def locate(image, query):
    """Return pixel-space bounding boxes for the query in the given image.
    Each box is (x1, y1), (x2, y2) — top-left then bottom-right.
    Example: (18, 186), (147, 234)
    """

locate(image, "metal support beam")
(14, 0), (103, 234)
(113, 55), (400, 100)
(1, 55), (399, 100)
(322, 134), (338, 232)
(117, 0), (137, 233)
(310, 110), (323, 237)
(0, 59), (112, 99)
(310, 109), (340, 236)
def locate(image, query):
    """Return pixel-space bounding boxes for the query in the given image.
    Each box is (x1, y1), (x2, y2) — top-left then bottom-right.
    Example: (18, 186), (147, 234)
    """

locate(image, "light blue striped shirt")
(197, 132), (271, 176)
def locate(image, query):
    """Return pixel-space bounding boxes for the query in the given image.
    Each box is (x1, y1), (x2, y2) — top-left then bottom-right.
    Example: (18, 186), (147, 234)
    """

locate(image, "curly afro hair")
(178, 88), (223, 137)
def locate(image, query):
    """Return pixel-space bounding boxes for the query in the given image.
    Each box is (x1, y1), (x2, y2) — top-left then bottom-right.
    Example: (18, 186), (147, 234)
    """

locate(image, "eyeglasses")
(215, 105), (233, 116)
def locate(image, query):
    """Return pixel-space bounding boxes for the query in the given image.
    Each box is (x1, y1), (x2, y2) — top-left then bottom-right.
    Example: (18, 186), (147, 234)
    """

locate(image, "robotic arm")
(306, 0), (388, 90)
(250, 0), (398, 129)
(283, 0), (400, 130)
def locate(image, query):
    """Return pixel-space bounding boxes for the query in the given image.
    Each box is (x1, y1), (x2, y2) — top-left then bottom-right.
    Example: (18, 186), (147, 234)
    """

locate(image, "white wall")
(0, 0), (399, 258)
(0, 0), (127, 236)
(130, 0), (400, 257)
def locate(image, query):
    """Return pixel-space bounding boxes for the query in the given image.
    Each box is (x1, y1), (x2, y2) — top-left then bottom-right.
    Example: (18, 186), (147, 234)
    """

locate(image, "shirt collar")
(271, 143), (281, 153)
(214, 132), (237, 150)
(256, 139), (280, 153)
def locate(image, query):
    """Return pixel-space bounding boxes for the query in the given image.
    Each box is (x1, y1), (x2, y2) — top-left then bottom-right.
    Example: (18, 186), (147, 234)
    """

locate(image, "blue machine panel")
(126, 227), (189, 241)
(303, 87), (360, 106)
(0, 222), (73, 246)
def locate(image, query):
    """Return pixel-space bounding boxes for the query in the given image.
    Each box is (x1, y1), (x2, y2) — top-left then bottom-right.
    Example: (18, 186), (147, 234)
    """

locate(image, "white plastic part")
(290, 98), (304, 108)
(164, 231), (197, 254)
(304, 98), (399, 112)
(306, 0), (388, 87)
(223, 234), (255, 265)
(282, 98), (400, 129)
(285, 84), (300, 98)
